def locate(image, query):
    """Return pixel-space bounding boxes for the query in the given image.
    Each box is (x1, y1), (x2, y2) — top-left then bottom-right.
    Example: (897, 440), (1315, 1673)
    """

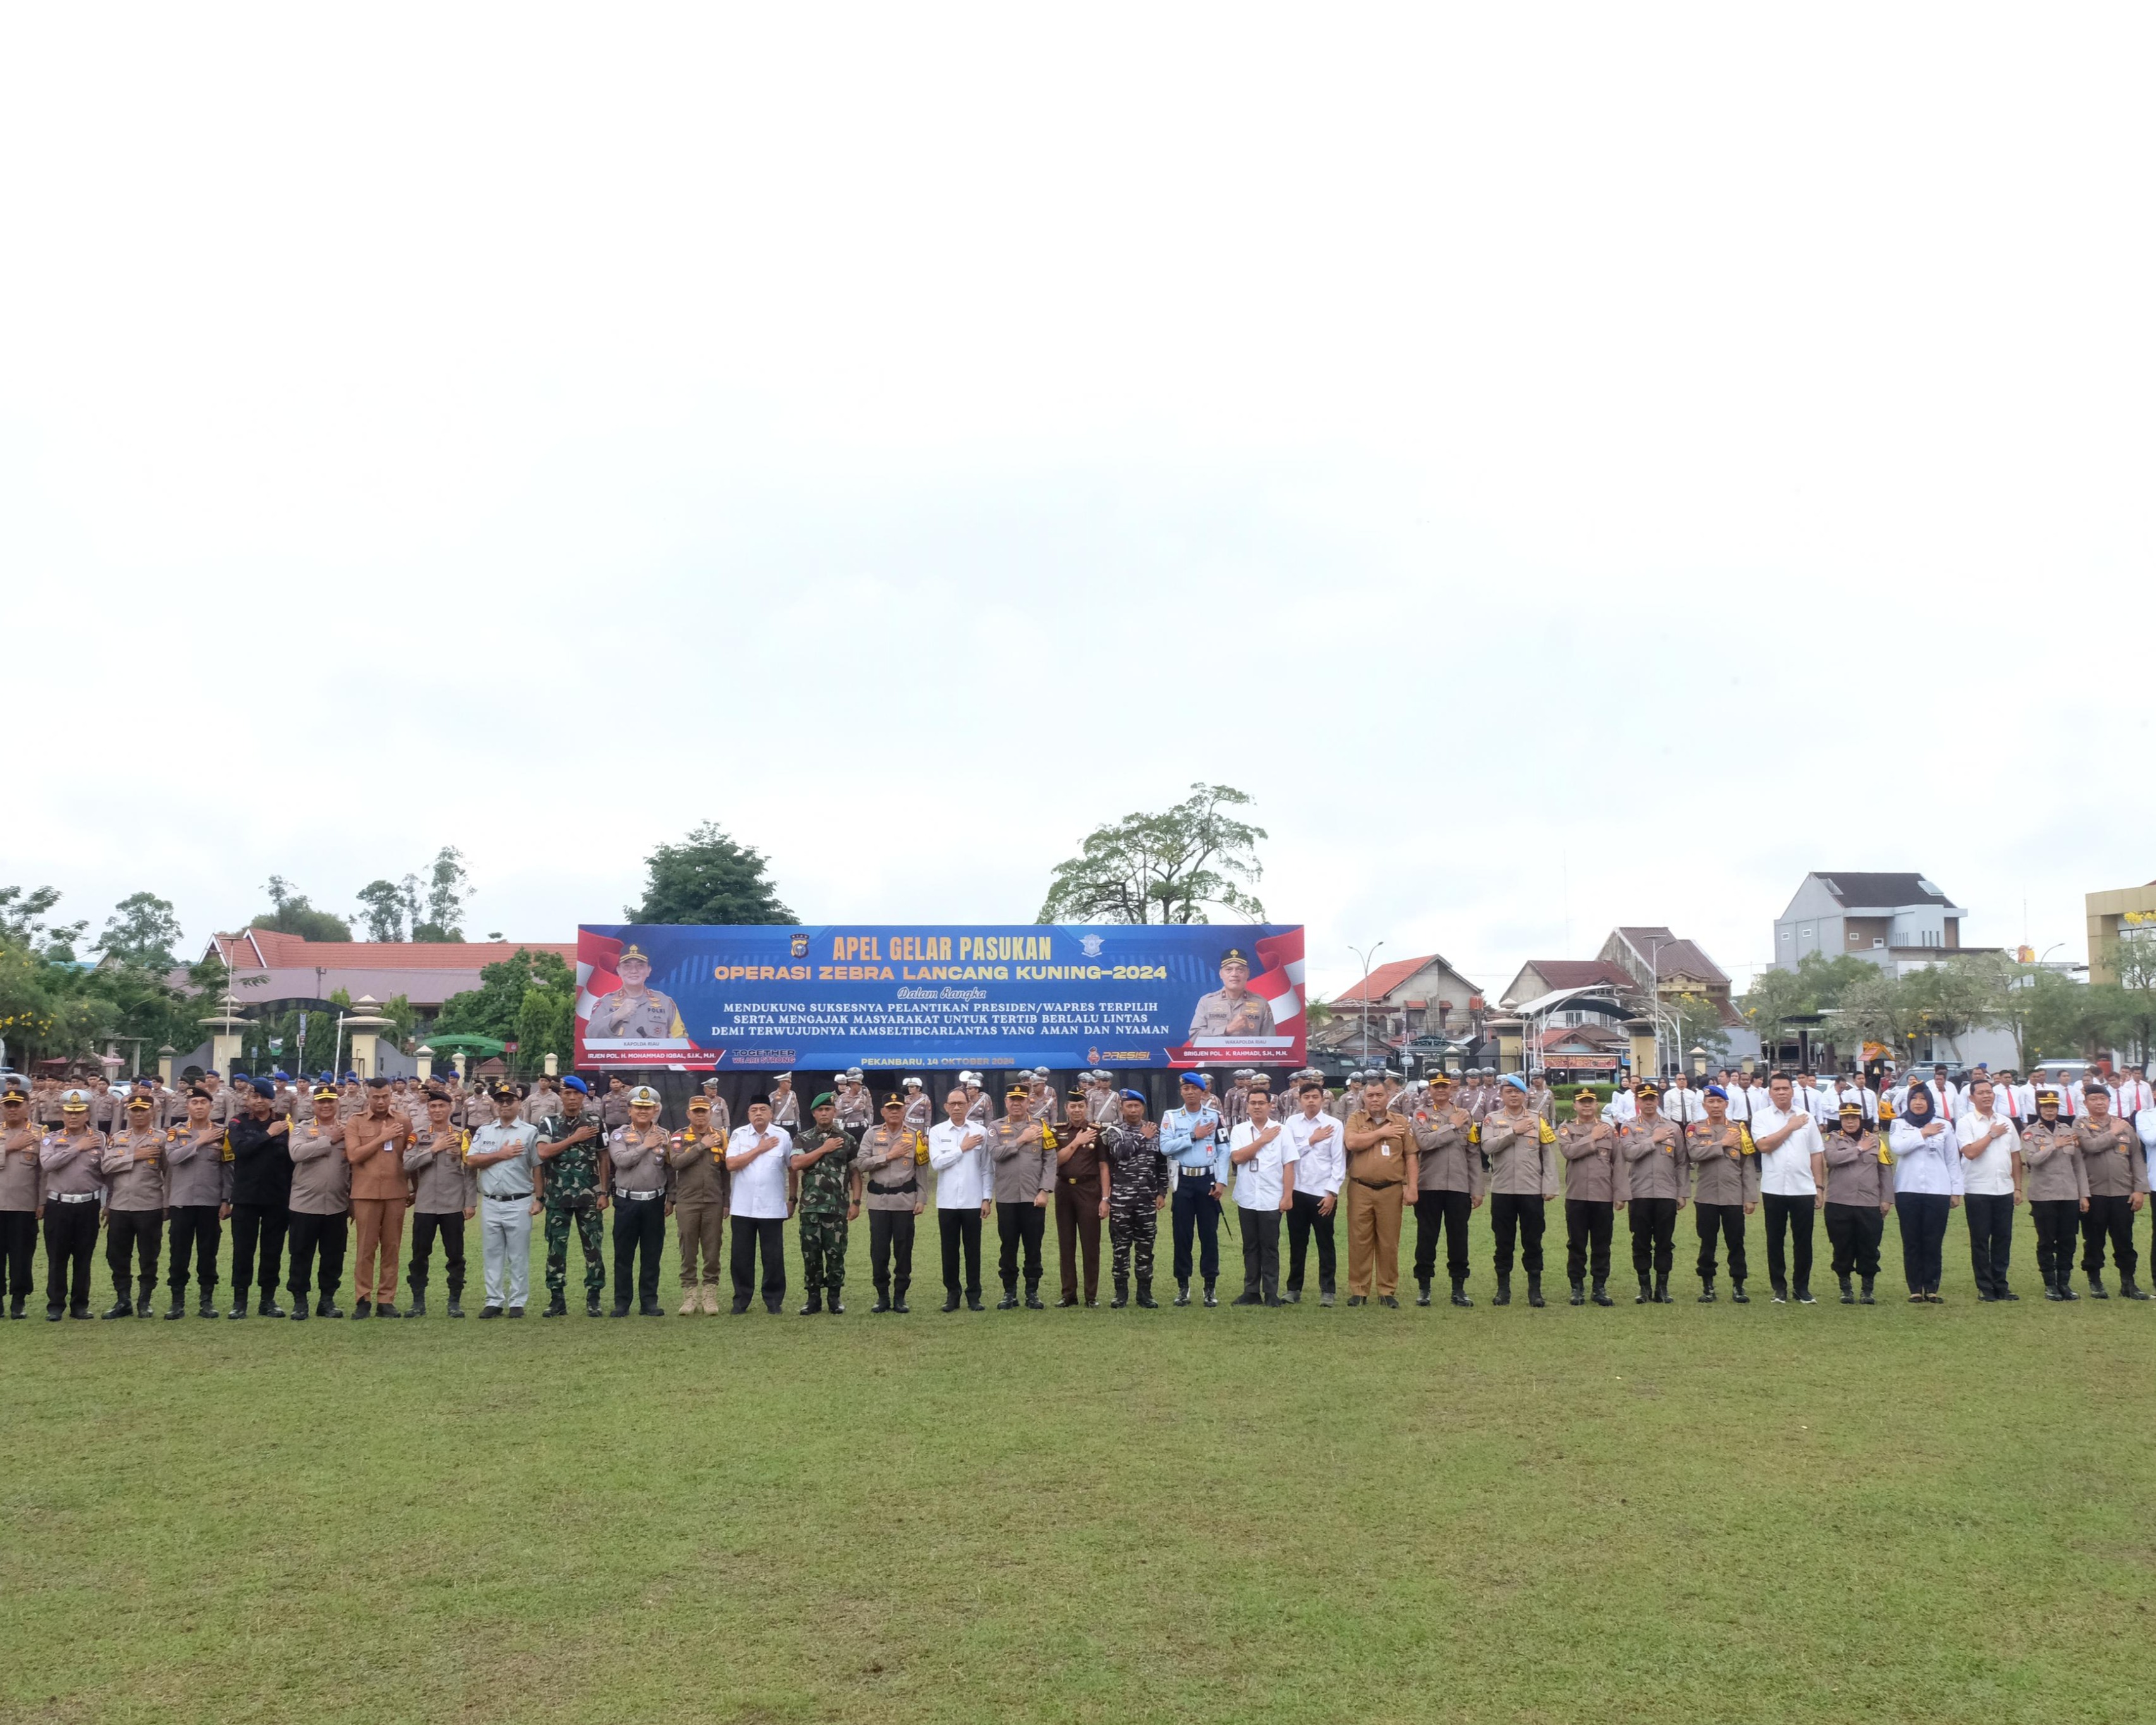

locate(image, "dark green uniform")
(793, 1123), (857, 1295)
(537, 1109), (607, 1305)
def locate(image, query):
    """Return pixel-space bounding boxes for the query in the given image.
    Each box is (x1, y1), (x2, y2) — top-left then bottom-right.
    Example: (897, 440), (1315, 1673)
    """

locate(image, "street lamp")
(1349, 942), (1386, 1067)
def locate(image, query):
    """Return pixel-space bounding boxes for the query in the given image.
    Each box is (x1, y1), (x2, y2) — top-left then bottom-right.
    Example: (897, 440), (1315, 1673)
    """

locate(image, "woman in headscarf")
(1887, 1081), (1962, 1302)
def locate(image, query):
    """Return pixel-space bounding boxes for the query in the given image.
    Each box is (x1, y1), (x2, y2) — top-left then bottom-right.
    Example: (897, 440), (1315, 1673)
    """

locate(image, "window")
(1872, 937), (1885, 949)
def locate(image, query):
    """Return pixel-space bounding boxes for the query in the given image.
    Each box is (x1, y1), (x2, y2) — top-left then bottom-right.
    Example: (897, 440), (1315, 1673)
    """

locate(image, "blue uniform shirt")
(1160, 1106), (1231, 1185)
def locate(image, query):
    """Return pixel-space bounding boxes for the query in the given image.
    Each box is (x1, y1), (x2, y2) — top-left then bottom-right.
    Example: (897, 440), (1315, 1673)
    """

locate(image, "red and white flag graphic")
(1249, 927), (1305, 1027)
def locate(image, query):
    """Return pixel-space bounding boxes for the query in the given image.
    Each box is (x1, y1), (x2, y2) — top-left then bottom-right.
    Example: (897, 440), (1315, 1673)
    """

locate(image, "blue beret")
(1181, 1073), (1210, 1090)
(250, 1079), (275, 1100)
(1119, 1088), (1146, 1104)
(1705, 1085), (1728, 1100)
(1499, 1074), (1528, 1093)
(316, 1071), (334, 1082)
(272, 1070), (291, 1080)
(561, 1075), (590, 1095)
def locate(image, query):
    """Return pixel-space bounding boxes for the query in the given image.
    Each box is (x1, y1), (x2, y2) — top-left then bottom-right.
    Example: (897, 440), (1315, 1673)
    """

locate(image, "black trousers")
(228, 1202), (288, 1298)
(868, 1208), (917, 1294)
(1411, 1189), (1471, 1284)
(286, 1212), (348, 1301)
(1896, 1192), (1950, 1293)
(2082, 1193), (2138, 1279)
(104, 1209), (164, 1297)
(1963, 1192), (2014, 1295)
(167, 1205), (222, 1294)
(42, 1202), (99, 1312)
(1824, 1202), (1884, 1279)
(408, 1210), (467, 1295)
(1287, 1189), (1338, 1293)
(1171, 1173), (1221, 1283)
(939, 1208), (983, 1296)
(1628, 1196), (1679, 1281)
(730, 1216), (786, 1307)
(1239, 1207), (1282, 1301)
(1762, 1192), (1815, 1293)
(1694, 1202), (1748, 1284)
(1489, 1192), (1545, 1277)
(1564, 1198), (1613, 1283)
(0, 1210), (33, 1301)
(611, 1195), (666, 1308)
(2031, 1198), (2081, 1288)
(996, 1201), (1047, 1288)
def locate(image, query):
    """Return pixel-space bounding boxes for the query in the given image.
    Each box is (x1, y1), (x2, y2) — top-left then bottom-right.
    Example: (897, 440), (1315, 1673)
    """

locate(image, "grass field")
(3, 1205), (2153, 1725)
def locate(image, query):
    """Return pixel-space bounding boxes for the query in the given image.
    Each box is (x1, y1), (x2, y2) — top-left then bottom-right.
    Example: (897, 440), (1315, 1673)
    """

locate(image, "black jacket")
(226, 1114), (293, 1208)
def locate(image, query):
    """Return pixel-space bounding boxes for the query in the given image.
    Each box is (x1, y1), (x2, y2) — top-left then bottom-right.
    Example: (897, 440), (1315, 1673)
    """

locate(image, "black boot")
(1135, 1279), (1157, 1309)
(1697, 1274), (1717, 1303)
(2088, 1273), (2109, 1300)
(827, 1291), (844, 1314)
(2054, 1273), (2079, 1301)
(1859, 1277), (1875, 1305)
(138, 1278), (156, 1317)
(1024, 1280), (1043, 1310)
(198, 1292), (219, 1319)
(892, 1284), (910, 1313)
(1203, 1280), (1218, 1308)
(446, 1296), (464, 1319)
(1839, 1274), (1855, 1305)
(259, 1293), (286, 1319)
(1493, 1274), (1512, 1307)
(1416, 1277), (1432, 1307)
(800, 1290), (825, 1316)
(1449, 1276), (1473, 1308)
(1526, 1276), (1545, 1308)
(1592, 1279), (1613, 1307)
(1635, 1276), (1652, 1306)
(353, 1298), (372, 1320)
(101, 1296), (133, 1319)
(1654, 1275), (1669, 1304)
(2123, 1276), (2152, 1301)
(544, 1291), (568, 1317)
(941, 1289), (961, 1313)
(1731, 1280), (1749, 1304)
(9, 1295), (26, 1319)
(587, 1290), (603, 1317)
(164, 1291), (186, 1320)
(1173, 1279), (1191, 1307)
(407, 1289), (428, 1319)
(317, 1295), (340, 1318)
(996, 1281), (1018, 1311)
(872, 1284), (890, 1314)
(289, 1296), (309, 1322)
(1111, 1275), (1129, 1309)
(1569, 1279), (1586, 1307)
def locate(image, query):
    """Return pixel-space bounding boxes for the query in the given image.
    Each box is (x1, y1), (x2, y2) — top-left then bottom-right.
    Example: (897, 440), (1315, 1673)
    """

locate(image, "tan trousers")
(676, 1198), (725, 1287)
(352, 1197), (408, 1304)
(1346, 1179), (1404, 1297)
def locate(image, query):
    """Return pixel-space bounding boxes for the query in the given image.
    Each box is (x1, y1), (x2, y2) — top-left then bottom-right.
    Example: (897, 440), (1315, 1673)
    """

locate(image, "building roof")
(1536, 1023), (1626, 1051)
(1522, 960), (1635, 992)
(1613, 927), (1730, 987)
(1809, 873), (1952, 910)
(1329, 954), (1475, 1006)
(212, 931), (576, 972)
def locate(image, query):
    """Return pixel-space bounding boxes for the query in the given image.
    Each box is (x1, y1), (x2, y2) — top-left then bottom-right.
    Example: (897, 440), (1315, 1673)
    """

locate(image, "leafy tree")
(1036, 784), (1267, 925)
(252, 876), (352, 942)
(630, 824), (796, 925)
(2093, 937), (2156, 1064)
(95, 892), (183, 972)
(436, 949), (575, 1043)
(1903, 956), (1996, 1053)
(1738, 966), (1813, 1061)
(0, 885), (88, 960)
(354, 879), (406, 942)
(1667, 990), (1730, 1066)
(1791, 951), (1880, 1009)
(1837, 969), (1922, 1064)
(413, 846), (469, 942)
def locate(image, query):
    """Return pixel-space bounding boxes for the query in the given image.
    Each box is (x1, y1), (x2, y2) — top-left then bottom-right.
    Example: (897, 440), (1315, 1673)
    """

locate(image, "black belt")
(869, 1179), (918, 1195)
(483, 1190), (533, 1202)
(1351, 1177), (1403, 1192)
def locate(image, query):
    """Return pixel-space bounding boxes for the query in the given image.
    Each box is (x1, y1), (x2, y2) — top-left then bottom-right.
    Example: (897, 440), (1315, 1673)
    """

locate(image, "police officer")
(39, 1088), (104, 1319)
(1407, 1073), (1479, 1307)
(1822, 1098), (1892, 1303)
(1619, 1082), (1686, 1305)
(584, 944), (683, 1037)
(161, 1088), (230, 1318)
(1557, 1087), (1619, 1308)
(1162, 1074), (1229, 1307)
(1187, 947), (1275, 1039)
(536, 1075), (608, 1317)
(1478, 1075), (1558, 1307)
(606, 1084), (673, 1317)
(2074, 1082), (2150, 1299)
(285, 1084), (353, 1320)
(989, 1085), (1055, 1310)
(667, 1095), (730, 1315)
(858, 1095), (926, 1312)
(0, 1088), (40, 1319)
(2021, 1089), (2089, 1300)
(1102, 1090), (1167, 1308)
(1686, 1085), (1757, 1303)
(834, 1070), (874, 1139)
(789, 1092), (858, 1315)
(99, 1094), (169, 1317)
(769, 1073), (802, 1130)
(403, 1089), (476, 1318)
(900, 1076), (933, 1133)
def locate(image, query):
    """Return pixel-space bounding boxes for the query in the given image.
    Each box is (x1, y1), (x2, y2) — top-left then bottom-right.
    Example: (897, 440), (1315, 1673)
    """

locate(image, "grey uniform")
(989, 1119), (1057, 1204)
(403, 1126), (477, 1213)
(165, 1125), (234, 1208)
(288, 1121), (354, 1215)
(1409, 1106), (1483, 1197)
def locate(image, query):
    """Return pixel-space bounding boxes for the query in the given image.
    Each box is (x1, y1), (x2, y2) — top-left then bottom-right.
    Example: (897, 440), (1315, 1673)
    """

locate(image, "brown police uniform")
(1344, 1107), (1411, 1299)
(2021, 1116), (2089, 1293)
(1617, 1115), (1686, 1296)
(667, 1118), (731, 1303)
(100, 1123), (169, 1313)
(857, 1117), (927, 1307)
(1821, 1121), (1892, 1289)
(1558, 1118), (1620, 1294)
(2074, 1116), (2149, 1289)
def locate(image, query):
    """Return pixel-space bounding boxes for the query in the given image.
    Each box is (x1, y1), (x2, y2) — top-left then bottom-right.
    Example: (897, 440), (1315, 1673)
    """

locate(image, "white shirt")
(1662, 1087), (1706, 1125)
(1282, 1107), (1345, 1198)
(2135, 1105), (2156, 1181)
(1795, 1084), (1835, 1123)
(927, 1117), (990, 1208)
(1723, 1083), (1753, 1123)
(726, 1123), (793, 1219)
(1889, 1116), (1965, 1196)
(1751, 1102), (1823, 1196)
(1837, 1082), (1879, 1125)
(1602, 1088), (1638, 1125)
(1953, 1109), (2018, 1196)
(2116, 1079), (2153, 1117)
(1230, 1118), (1298, 1210)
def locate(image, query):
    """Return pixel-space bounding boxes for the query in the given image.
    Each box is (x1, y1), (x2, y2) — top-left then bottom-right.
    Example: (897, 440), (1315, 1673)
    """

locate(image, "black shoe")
(447, 1297), (465, 1319)
(587, 1292), (604, 1317)
(373, 1304), (398, 1319)
(801, 1291), (826, 1315)
(1698, 1277), (1717, 1303)
(1796, 1288), (1817, 1305)
(2124, 1278), (2152, 1301)
(508, 1306), (524, 1318)
(317, 1296), (341, 1318)
(730, 1300), (752, 1315)
(1592, 1280), (1613, 1307)
(45, 1305), (61, 1321)
(1998, 1287), (2019, 1301)
(1055, 1294), (1076, 1308)
(164, 1296), (186, 1320)
(1977, 1292), (1997, 1303)
(1569, 1281), (1587, 1307)
(966, 1294), (984, 1312)
(1654, 1276), (1670, 1304)
(2088, 1275), (2109, 1300)
(198, 1296), (219, 1319)
(479, 1305), (503, 1319)
(1635, 1277), (1650, 1306)
(827, 1296), (844, 1314)
(2045, 1283), (2068, 1301)
(1526, 1278), (1545, 1309)
(2056, 1281), (2079, 1301)
(227, 1302), (248, 1320)
(1111, 1280), (1129, 1309)
(942, 1295), (961, 1313)
(893, 1296), (910, 1313)
(1377, 1294), (1399, 1309)
(137, 1281), (156, 1317)
(996, 1288), (1018, 1310)
(101, 1300), (133, 1320)
(407, 1291), (428, 1319)
(353, 1298), (372, 1319)
(1772, 1284), (1789, 1305)
(642, 1300), (667, 1317)
(1416, 1279), (1432, 1307)
(1839, 1275), (1855, 1305)
(1346, 1295), (1367, 1307)
(611, 1303), (631, 1318)
(1135, 1281), (1157, 1309)
(544, 1292), (568, 1317)
(1731, 1281), (1750, 1304)
(1084, 1297), (1097, 1307)
(764, 1298), (784, 1315)
(1493, 1277), (1512, 1307)
(873, 1292), (892, 1314)
(1231, 1292), (1263, 1306)
(1450, 1282), (1474, 1308)
(1024, 1285), (1044, 1310)
(1174, 1281), (1191, 1307)
(260, 1297), (287, 1319)
(1286, 1288), (1303, 1303)
(69, 1305), (92, 1320)
(290, 1304), (309, 1322)
(1203, 1282), (1217, 1308)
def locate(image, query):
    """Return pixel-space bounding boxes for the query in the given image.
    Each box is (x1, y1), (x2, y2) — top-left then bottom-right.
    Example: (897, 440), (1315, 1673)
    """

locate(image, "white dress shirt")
(1230, 1119), (1298, 1210)
(2135, 1105), (2156, 1182)
(1602, 1088), (1638, 1124)
(1723, 1083), (1753, 1123)
(1662, 1087), (1706, 1125)
(2116, 1078), (2153, 1117)
(726, 1123), (793, 1219)
(1282, 1107), (1345, 1198)
(927, 1117), (990, 1208)
(1953, 1109), (2018, 1196)
(1889, 1116), (1965, 1196)
(1837, 1082), (1879, 1125)
(1750, 1102), (1823, 1196)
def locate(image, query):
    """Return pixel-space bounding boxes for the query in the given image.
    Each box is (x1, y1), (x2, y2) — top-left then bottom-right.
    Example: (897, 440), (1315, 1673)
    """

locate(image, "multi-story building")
(1772, 873), (1990, 977)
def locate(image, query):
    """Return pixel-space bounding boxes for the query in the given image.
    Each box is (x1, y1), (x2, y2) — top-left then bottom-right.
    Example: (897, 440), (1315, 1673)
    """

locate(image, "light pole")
(1349, 942), (1386, 1068)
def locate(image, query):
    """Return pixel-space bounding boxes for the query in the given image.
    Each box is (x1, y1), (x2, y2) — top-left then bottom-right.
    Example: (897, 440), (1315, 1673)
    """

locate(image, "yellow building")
(2085, 881), (2156, 985)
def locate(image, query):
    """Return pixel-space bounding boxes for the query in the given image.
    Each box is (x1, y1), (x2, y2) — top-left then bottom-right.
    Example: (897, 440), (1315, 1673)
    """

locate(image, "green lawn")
(3, 1207), (2151, 1725)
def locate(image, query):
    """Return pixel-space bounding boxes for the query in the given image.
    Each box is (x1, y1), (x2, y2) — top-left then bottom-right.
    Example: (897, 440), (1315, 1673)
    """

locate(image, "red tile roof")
(1330, 955), (1440, 1006)
(215, 930), (577, 971)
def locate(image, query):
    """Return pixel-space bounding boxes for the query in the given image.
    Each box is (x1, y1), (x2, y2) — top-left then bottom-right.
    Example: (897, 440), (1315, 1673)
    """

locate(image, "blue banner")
(575, 923), (1307, 1071)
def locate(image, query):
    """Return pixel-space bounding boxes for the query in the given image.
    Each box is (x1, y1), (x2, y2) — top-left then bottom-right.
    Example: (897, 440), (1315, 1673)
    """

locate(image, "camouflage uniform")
(1102, 1120), (1167, 1300)
(793, 1122), (857, 1295)
(537, 1110), (607, 1301)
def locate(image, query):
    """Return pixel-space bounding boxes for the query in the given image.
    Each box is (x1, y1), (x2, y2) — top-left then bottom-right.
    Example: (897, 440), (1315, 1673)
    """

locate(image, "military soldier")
(1407, 1073), (1480, 1307)
(39, 1088), (105, 1320)
(1822, 1098), (1892, 1303)
(99, 1094), (169, 1318)
(858, 1095), (927, 1312)
(1188, 947), (1276, 1040)
(286, 1085), (354, 1320)
(1557, 1087), (1620, 1308)
(790, 1092), (858, 1315)
(0, 1089), (40, 1319)
(1102, 1090), (1167, 1308)
(1478, 1075), (1559, 1307)
(667, 1095), (730, 1314)
(1617, 1082), (1687, 1305)
(989, 1086), (1056, 1310)
(1686, 1085), (1758, 1302)
(536, 1075), (609, 1317)
(583, 944), (685, 1039)
(2020, 1090), (2090, 1300)
(605, 1084), (674, 1317)
(2074, 1082), (2150, 1298)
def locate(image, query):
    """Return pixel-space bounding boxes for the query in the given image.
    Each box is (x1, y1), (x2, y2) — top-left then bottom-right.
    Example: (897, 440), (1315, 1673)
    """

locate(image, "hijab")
(1902, 1085), (1935, 1127)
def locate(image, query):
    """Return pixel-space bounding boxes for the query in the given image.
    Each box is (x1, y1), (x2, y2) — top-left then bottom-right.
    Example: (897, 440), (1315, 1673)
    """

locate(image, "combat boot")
(1635, 1276), (1652, 1306)
(1838, 1274), (1855, 1305)
(1449, 1276), (1473, 1308)
(702, 1287), (722, 1315)
(1173, 1279), (1191, 1307)
(1859, 1277), (1876, 1304)
(1024, 1280), (1044, 1310)
(1697, 1274), (1717, 1303)
(1569, 1279), (1586, 1307)
(1592, 1279), (1613, 1307)
(138, 1278), (157, 1317)
(1731, 1280), (1750, 1304)
(101, 1295), (133, 1320)
(1493, 1274), (1512, 1307)
(1111, 1276), (1129, 1309)
(407, 1290), (428, 1319)
(871, 1284), (890, 1314)
(446, 1296), (464, 1319)
(1654, 1275), (1670, 1304)
(2088, 1273), (2109, 1299)
(8, 1295), (25, 1319)
(893, 1286), (911, 1313)
(1202, 1280), (1217, 1308)
(827, 1293), (844, 1315)
(289, 1300), (309, 1322)
(800, 1290), (824, 1316)
(1416, 1278), (1432, 1307)
(680, 1291), (702, 1316)
(198, 1292), (219, 1319)
(1526, 1276), (1546, 1308)
(317, 1295), (342, 1319)
(2123, 1276), (2152, 1301)
(586, 1290), (603, 1317)
(996, 1281), (1018, 1311)
(1135, 1279), (1157, 1309)
(544, 1291), (568, 1317)
(259, 1293), (287, 1319)
(164, 1291), (186, 1320)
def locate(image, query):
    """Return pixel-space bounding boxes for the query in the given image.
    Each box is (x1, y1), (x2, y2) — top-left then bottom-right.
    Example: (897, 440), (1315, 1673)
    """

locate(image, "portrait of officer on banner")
(1187, 946), (1275, 1040)
(584, 944), (687, 1040)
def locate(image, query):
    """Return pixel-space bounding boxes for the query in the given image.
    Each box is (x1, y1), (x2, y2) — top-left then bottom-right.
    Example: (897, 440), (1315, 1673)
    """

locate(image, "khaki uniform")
(345, 1109), (413, 1308)
(2021, 1118), (2090, 1291)
(1188, 989), (1275, 1039)
(1821, 1125), (1892, 1284)
(2074, 1116), (2147, 1284)
(101, 1126), (169, 1308)
(667, 1124), (731, 1291)
(1686, 1119), (1757, 1289)
(585, 985), (683, 1039)
(1477, 1107), (1558, 1288)
(1344, 1108), (1411, 1297)
(1558, 1121), (1620, 1204)
(858, 1121), (928, 1304)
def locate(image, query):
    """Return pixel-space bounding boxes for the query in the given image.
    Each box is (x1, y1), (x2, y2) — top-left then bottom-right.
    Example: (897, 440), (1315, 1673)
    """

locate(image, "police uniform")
(163, 1105), (232, 1317)
(858, 1102), (927, 1311)
(1162, 1081), (1229, 1305)
(585, 945), (685, 1039)
(403, 1106), (477, 1317)
(1617, 1097), (1686, 1303)
(286, 1097), (355, 1319)
(2075, 1102), (2150, 1296)
(0, 1093), (41, 1317)
(39, 1094), (105, 1319)
(1686, 1104), (1757, 1300)
(606, 1087), (674, 1316)
(989, 1092), (1056, 1309)
(537, 1085), (608, 1315)
(1052, 1092), (1109, 1307)
(1407, 1082), (1478, 1305)
(900, 1080), (934, 1133)
(769, 1078), (802, 1130)
(2020, 1098), (2089, 1298)
(99, 1102), (169, 1317)
(1478, 1089), (1559, 1305)
(1102, 1101), (1167, 1307)
(1821, 1104), (1891, 1301)
(1187, 947), (1276, 1040)
(667, 1102), (731, 1314)
(791, 1099), (858, 1314)
(1557, 1104), (1620, 1305)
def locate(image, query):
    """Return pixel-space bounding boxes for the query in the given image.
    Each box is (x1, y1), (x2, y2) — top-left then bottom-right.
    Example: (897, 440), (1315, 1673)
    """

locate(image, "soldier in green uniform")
(789, 1092), (859, 1315)
(535, 1074), (608, 1316)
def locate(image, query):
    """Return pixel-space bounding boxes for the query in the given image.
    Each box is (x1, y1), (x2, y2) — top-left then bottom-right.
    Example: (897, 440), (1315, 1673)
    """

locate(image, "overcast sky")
(4, 6), (2148, 1000)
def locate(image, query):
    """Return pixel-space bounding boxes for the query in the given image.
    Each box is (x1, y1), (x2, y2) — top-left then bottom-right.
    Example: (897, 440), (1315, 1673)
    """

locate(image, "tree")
(2093, 937), (2156, 1064)
(436, 949), (576, 1042)
(630, 824), (796, 925)
(413, 846), (469, 942)
(0, 885), (88, 960)
(1738, 966), (1813, 1061)
(354, 879), (406, 943)
(1837, 970), (1922, 1066)
(1667, 990), (1731, 1066)
(1903, 956), (1996, 1055)
(1036, 784), (1267, 925)
(95, 892), (183, 972)
(252, 876), (352, 942)
(1791, 951), (1880, 1010)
